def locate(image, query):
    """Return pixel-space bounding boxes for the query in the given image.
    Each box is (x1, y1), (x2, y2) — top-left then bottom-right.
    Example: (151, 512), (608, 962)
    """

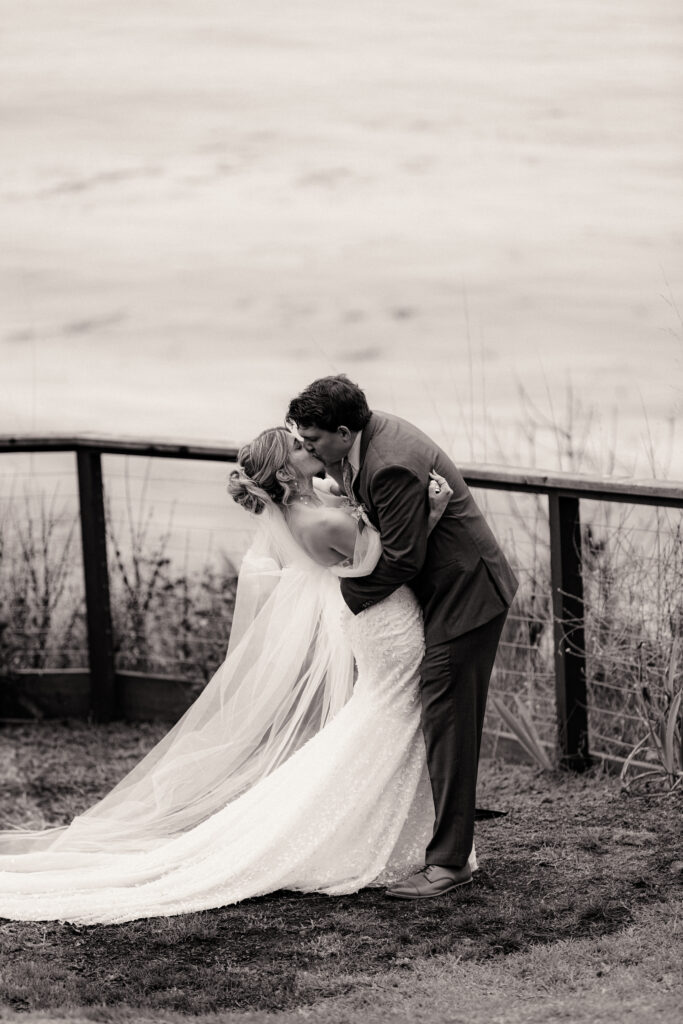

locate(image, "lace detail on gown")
(0, 588), (475, 924)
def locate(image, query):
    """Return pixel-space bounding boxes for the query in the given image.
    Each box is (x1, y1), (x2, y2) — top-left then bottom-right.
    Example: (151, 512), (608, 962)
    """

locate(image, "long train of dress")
(0, 586), (475, 924)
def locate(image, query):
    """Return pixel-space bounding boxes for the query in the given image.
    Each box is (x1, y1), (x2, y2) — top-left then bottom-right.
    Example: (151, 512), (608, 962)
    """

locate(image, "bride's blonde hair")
(228, 427), (300, 515)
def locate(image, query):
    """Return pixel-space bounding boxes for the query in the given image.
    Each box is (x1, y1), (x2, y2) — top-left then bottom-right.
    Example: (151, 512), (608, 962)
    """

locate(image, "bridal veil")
(0, 500), (382, 863)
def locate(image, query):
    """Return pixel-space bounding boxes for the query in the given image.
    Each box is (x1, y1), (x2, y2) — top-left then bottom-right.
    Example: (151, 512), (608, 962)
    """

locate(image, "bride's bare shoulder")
(290, 507), (356, 564)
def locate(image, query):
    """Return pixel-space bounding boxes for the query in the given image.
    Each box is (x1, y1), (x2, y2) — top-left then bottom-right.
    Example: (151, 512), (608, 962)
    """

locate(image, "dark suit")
(340, 411), (518, 867)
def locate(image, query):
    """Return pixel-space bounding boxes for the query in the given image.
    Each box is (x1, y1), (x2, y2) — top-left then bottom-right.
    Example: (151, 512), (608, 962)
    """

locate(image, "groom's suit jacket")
(339, 411), (518, 645)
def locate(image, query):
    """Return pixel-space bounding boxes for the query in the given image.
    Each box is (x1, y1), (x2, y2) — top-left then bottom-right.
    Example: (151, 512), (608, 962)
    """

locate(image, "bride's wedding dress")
(0, 501), (475, 924)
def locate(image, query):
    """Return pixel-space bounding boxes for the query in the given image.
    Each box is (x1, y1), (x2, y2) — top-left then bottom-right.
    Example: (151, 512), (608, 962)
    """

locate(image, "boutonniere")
(349, 503), (370, 533)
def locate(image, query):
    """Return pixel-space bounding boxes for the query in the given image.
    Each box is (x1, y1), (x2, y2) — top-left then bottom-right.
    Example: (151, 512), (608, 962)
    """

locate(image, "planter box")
(0, 669), (199, 722)
(0, 669), (91, 719)
(116, 671), (200, 721)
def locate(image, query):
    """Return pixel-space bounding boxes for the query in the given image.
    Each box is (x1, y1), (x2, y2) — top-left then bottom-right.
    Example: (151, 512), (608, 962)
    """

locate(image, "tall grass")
(0, 486), (238, 690)
(484, 388), (683, 776)
(0, 491), (85, 676)
(104, 460), (239, 684)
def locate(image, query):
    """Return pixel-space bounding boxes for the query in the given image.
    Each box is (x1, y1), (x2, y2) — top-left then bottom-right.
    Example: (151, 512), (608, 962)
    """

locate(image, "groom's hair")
(287, 375), (372, 432)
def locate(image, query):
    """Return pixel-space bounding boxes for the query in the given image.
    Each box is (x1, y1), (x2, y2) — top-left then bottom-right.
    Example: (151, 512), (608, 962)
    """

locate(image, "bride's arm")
(427, 470), (453, 534)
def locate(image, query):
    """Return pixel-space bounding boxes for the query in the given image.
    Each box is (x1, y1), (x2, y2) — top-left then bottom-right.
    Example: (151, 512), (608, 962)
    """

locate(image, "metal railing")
(2, 433), (683, 771)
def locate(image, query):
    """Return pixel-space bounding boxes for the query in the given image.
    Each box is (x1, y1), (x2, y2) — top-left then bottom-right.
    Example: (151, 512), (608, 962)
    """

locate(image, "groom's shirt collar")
(346, 430), (363, 482)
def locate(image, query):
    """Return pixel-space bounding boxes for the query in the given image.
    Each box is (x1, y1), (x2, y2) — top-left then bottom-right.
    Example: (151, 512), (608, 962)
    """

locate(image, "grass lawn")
(0, 720), (681, 1024)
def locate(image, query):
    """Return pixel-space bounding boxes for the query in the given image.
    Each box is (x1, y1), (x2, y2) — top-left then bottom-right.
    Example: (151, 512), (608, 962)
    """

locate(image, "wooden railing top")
(0, 433), (240, 462)
(459, 464), (683, 508)
(1, 434), (683, 508)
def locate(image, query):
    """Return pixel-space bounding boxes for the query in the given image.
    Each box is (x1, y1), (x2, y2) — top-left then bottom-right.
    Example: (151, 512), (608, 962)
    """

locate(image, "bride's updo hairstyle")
(228, 427), (299, 515)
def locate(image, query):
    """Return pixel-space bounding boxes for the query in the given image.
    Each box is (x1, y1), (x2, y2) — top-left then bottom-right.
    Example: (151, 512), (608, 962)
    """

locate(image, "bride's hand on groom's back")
(427, 471), (452, 534)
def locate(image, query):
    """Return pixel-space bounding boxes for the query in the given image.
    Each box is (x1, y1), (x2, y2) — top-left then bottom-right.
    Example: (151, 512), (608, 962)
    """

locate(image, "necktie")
(342, 459), (356, 504)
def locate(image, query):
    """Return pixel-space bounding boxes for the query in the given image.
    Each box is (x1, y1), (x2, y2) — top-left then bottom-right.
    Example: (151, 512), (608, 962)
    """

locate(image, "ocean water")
(1, 0), (682, 567)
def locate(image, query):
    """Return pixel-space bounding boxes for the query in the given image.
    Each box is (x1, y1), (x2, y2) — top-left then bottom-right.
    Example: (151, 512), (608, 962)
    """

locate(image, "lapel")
(354, 413), (379, 505)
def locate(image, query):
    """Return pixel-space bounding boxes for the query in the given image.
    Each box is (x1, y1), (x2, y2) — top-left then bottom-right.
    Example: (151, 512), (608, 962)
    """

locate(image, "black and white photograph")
(0, 2), (681, 1022)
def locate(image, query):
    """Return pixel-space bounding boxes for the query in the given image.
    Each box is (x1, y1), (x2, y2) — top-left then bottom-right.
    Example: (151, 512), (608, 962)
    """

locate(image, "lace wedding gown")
(0, 502), (475, 924)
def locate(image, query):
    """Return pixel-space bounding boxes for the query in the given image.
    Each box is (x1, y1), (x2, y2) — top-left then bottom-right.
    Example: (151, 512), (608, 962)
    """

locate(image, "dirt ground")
(0, 721), (680, 1022)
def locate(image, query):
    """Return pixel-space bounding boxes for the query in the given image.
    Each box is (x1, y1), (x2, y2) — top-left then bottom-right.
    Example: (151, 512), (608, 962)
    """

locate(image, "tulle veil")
(0, 496), (382, 863)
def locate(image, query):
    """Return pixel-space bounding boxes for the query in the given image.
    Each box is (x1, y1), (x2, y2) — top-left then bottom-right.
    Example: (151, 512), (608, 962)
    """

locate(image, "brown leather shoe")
(385, 863), (472, 900)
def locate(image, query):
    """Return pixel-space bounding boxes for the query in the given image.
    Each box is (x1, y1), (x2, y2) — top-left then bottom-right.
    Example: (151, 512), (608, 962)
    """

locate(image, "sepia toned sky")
(2, 0), (682, 476)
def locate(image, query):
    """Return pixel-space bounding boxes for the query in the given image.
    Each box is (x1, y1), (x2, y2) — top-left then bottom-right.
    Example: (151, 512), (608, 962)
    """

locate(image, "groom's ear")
(337, 426), (352, 442)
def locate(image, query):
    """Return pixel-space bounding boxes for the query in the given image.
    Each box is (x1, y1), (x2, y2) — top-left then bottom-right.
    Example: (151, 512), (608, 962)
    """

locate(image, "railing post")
(76, 449), (117, 721)
(548, 493), (591, 770)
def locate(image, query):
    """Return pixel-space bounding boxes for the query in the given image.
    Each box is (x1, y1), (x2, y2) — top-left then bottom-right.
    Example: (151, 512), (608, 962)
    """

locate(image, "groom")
(287, 375), (518, 900)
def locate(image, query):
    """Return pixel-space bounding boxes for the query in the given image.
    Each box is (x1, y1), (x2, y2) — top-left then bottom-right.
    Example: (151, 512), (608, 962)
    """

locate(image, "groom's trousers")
(419, 609), (508, 869)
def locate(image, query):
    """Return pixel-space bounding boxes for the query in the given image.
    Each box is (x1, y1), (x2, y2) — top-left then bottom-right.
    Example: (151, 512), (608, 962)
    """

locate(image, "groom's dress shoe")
(385, 863), (472, 900)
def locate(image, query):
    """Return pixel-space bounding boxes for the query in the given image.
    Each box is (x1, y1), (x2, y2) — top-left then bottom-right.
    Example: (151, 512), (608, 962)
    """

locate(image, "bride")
(0, 427), (475, 924)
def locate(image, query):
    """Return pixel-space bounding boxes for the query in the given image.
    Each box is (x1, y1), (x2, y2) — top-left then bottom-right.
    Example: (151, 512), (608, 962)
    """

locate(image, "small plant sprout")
(620, 637), (683, 792)
(490, 695), (555, 772)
